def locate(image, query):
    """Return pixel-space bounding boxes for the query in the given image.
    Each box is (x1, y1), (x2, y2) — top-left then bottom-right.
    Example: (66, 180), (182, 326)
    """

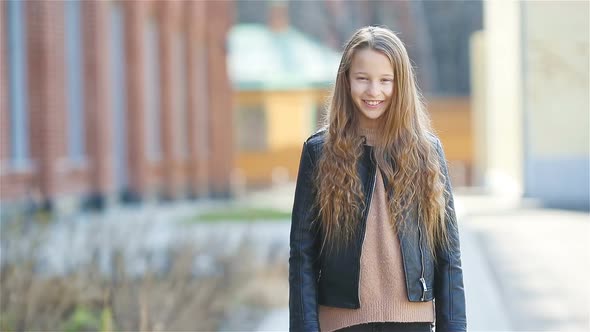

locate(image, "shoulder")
(303, 127), (327, 157)
(424, 132), (450, 174)
(425, 131), (442, 147)
(425, 131), (445, 157)
(305, 127), (327, 146)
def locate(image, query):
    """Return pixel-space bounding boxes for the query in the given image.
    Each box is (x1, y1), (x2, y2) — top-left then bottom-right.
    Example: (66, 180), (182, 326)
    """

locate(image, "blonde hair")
(315, 26), (450, 256)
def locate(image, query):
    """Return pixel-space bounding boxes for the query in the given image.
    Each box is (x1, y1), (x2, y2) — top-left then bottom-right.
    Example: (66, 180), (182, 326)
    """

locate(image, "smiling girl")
(289, 26), (466, 332)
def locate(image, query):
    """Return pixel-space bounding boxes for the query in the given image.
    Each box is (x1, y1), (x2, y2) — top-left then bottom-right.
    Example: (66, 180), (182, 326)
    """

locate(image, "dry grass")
(0, 215), (289, 332)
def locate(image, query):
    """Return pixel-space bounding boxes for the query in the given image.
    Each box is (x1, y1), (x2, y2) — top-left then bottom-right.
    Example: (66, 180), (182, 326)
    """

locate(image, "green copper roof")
(228, 24), (341, 91)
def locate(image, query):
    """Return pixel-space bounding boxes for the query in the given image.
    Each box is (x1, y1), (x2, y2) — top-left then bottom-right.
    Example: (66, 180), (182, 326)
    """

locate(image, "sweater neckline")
(358, 126), (380, 146)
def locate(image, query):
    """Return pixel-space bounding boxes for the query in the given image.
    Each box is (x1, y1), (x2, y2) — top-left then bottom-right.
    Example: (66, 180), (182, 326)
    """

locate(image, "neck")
(359, 116), (379, 130)
(358, 126), (380, 146)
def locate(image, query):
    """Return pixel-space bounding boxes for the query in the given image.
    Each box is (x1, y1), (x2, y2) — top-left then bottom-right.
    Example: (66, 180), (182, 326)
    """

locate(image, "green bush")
(62, 306), (101, 332)
(185, 207), (291, 223)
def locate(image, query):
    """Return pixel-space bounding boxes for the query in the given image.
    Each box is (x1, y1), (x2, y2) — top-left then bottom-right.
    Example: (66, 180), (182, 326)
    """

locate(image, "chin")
(363, 112), (385, 120)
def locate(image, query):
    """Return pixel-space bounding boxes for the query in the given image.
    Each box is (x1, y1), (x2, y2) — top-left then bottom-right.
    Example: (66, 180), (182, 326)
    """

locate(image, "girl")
(289, 26), (466, 332)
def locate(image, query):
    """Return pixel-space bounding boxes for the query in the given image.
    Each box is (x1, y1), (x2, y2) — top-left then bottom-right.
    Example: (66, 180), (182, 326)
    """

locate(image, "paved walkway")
(13, 182), (586, 331)
(463, 207), (589, 331)
(252, 188), (590, 331)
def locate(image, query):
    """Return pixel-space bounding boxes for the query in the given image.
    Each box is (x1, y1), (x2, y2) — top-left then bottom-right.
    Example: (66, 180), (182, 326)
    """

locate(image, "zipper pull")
(419, 277), (428, 301)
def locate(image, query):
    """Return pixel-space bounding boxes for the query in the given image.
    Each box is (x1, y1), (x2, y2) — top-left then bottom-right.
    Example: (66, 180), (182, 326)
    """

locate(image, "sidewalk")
(461, 204), (589, 331)
(253, 190), (589, 331)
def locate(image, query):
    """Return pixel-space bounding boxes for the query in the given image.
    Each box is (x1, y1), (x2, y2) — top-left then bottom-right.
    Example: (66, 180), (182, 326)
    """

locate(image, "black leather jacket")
(289, 130), (466, 332)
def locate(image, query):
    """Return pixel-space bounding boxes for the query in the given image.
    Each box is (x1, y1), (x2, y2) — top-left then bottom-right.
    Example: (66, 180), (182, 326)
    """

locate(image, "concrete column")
(483, 0), (524, 197)
(469, 30), (487, 188)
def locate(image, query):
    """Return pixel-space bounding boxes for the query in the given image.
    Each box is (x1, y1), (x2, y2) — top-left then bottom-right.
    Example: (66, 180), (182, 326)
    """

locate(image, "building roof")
(228, 23), (341, 91)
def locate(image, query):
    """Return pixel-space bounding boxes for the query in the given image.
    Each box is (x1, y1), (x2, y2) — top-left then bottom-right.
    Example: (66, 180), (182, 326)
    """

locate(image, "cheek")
(384, 85), (394, 97)
(350, 83), (363, 99)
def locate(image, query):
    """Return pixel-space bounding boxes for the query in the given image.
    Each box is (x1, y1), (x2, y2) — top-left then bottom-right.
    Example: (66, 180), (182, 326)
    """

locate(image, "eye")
(357, 77), (368, 81)
(381, 79), (393, 83)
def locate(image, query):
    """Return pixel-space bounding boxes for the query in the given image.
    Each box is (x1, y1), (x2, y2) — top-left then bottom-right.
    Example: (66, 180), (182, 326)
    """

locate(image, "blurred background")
(0, 0), (588, 331)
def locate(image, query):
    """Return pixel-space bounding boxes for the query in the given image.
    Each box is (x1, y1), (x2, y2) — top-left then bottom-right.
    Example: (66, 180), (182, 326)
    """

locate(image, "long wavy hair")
(315, 26), (451, 257)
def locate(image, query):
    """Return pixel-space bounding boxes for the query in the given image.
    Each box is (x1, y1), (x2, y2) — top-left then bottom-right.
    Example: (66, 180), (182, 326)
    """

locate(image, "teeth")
(364, 100), (382, 106)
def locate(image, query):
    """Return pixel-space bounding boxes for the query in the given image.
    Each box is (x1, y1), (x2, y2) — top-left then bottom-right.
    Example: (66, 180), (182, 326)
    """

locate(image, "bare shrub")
(1, 236), (287, 332)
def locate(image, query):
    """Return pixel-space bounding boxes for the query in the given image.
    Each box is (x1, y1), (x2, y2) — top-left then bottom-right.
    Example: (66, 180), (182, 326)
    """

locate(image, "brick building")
(1, 0), (235, 212)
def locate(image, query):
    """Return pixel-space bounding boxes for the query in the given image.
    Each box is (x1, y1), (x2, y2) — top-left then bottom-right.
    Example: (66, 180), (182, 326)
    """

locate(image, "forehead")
(350, 48), (394, 75)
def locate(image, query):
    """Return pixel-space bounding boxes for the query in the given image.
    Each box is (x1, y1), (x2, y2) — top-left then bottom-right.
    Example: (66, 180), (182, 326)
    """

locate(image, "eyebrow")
(352, 72), (394, 77)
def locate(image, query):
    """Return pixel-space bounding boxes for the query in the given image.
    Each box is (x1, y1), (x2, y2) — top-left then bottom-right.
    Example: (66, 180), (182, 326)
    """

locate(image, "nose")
(366, 81), (379, 97)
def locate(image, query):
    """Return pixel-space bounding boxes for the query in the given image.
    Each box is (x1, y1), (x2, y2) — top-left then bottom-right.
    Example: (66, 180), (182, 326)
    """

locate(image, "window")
(236, 106), (267, 151)
(110, 3), (129, 189)
(193, 45), (209, 159)
(144, 19), (162, 162)
(7, 0), (30, 168)
(65, 0), (85, 162)
(312, 103), (324, 131)
(174, 32), (188, 159)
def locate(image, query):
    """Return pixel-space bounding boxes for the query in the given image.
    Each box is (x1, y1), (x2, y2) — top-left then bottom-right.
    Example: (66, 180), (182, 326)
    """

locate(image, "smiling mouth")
(363, 100), (384, 107)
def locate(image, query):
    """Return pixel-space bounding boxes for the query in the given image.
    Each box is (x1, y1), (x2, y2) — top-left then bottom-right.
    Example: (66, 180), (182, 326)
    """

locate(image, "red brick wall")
(82, 0), (113, 196)
(1, 0), (235, 207)
(206, 0), (235, 197)
(20, 1), (90, 207)
(123, 0), (148, 198)
(0, 1), (34, 201)
(158, 0), (182, 200)
(27, 1), (66, 202)
(185, 0), (210, 198)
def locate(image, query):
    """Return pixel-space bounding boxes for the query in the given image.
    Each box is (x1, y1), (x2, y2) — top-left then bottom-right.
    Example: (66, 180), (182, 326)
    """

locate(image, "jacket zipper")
(417, 221), (427, 301)
(357, 165), (377, 305)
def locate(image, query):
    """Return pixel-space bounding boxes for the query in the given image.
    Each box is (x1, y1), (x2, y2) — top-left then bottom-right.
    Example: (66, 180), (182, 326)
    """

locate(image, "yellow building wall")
(264, 91), (315, 150)
(428, 97), (472, 163)
(428, 97), (473, 187)
(234, 88), (329, 187)
(235, 91), (473, 188)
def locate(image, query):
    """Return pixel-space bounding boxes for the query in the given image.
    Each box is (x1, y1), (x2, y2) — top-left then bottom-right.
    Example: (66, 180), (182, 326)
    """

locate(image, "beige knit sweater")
(318, 127), (434, 332)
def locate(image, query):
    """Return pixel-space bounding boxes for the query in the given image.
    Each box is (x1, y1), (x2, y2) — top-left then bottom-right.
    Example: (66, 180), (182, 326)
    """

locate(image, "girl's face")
(348, 48), (394, 128)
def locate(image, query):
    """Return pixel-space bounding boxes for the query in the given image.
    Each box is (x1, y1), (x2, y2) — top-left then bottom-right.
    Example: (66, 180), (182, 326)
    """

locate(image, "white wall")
(476, 0), (590, 209)
(522, 1), (589, 209)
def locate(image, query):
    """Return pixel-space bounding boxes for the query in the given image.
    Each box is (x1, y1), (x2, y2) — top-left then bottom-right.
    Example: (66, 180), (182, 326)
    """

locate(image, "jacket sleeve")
(433, 139), (467, 332)
(289, 141), (321, 332)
